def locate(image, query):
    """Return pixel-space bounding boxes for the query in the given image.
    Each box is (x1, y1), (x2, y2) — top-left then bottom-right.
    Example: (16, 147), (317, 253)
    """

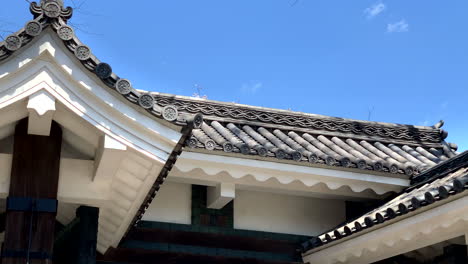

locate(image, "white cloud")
(387, 19), (409, 33)
(241, 81), (263, 95)
(364, 2), (386, 19)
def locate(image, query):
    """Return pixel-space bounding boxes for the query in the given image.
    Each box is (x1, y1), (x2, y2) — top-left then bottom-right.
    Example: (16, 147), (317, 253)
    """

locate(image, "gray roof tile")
(301, 151), (468, 252)
(0, 3), (204, 129)
(147, 94), (458, 175)
(1, 3), (456, 176)
(188, 121), (454, 176)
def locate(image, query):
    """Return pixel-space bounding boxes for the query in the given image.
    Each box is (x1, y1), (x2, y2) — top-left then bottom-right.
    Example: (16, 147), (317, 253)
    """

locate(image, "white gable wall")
(142, 182), (346, 236)
(0, 30), (185, 253)
(142, 182), (192, 225)
(234, 189), (346, 236)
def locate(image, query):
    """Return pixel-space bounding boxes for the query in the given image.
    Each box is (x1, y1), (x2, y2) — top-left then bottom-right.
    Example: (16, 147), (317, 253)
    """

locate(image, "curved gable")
(0, 1), (202, 254)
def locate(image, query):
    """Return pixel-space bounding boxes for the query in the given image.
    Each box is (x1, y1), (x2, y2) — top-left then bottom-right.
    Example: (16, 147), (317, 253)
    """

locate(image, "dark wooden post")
(74, 206), (99, 264)
(442, 244), (468, 264)
(2, 119), (62, 264)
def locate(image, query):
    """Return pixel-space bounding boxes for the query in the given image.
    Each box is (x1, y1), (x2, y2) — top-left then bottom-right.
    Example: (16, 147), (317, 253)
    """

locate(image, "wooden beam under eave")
(94, 135), (127, 182)
(26, 90), (56, 136)
(0, 154), (110, 207)
(207, 183), (235, 209)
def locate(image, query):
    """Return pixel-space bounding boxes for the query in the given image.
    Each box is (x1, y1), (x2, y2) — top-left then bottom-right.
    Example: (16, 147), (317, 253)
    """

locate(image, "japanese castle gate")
(0, 1), (466, 264)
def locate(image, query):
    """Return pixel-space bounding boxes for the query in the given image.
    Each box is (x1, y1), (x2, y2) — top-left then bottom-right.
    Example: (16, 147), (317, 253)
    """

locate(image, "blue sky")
(1, 1), (467, 151)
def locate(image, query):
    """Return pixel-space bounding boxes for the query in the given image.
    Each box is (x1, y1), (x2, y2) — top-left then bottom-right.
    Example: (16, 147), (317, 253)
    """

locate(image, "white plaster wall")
(234, 190), (346, 236)
(142, 182), (192, 224)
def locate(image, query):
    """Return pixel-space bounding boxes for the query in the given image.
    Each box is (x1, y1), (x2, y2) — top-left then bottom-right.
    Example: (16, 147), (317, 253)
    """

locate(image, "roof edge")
(300, 151), (468, 253)
(410, 150), (468, 186)
(0, 2), (204, 130)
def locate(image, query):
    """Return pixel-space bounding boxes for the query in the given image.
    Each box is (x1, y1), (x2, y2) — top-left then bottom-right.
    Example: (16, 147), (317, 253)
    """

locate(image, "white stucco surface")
(234, 189), (346, 236)
(142, 182), (192, 225)
(0, 30), (186, 252)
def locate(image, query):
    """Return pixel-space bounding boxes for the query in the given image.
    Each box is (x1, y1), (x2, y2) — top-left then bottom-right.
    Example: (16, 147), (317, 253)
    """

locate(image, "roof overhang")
(302, 193), (468, 264)
(0, 30), (187, 253)
(170, 151), (410, 199)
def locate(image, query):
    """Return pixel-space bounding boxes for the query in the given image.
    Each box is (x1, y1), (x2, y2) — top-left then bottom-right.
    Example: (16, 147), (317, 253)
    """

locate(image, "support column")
(74, 206), (99, 264)
(53, 206), (99, 264)
(2, 119), (62, 264)
(442, 245), (467, 264)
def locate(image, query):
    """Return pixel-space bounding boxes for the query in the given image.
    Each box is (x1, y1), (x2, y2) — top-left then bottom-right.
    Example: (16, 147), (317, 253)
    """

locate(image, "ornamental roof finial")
(31, 0), (72, 21)
(41, 0), (64, 7)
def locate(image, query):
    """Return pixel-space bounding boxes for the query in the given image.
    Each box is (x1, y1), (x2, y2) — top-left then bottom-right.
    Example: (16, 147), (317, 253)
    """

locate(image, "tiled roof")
(1, 2), (457, 176)
(0, 1), (203, 129)
(0, 2), (204, 252)
(153, 93), (458, 176)
(301, 150), (468, 252)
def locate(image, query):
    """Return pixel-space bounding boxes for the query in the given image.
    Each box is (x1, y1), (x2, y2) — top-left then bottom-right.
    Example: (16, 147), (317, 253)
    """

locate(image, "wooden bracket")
(26, 90), (56, 136)
(94, 135), (127, 182)
(207, 183), (235, 209)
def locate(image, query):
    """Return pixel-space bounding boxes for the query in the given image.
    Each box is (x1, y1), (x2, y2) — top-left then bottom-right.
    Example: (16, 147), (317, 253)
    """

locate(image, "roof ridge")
(151, 92), (438, 129)
(151, 92), (447, 145)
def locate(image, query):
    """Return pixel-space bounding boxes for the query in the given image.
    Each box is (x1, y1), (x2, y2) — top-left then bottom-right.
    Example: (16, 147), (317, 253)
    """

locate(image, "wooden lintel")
(0, 154), (109, 207)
